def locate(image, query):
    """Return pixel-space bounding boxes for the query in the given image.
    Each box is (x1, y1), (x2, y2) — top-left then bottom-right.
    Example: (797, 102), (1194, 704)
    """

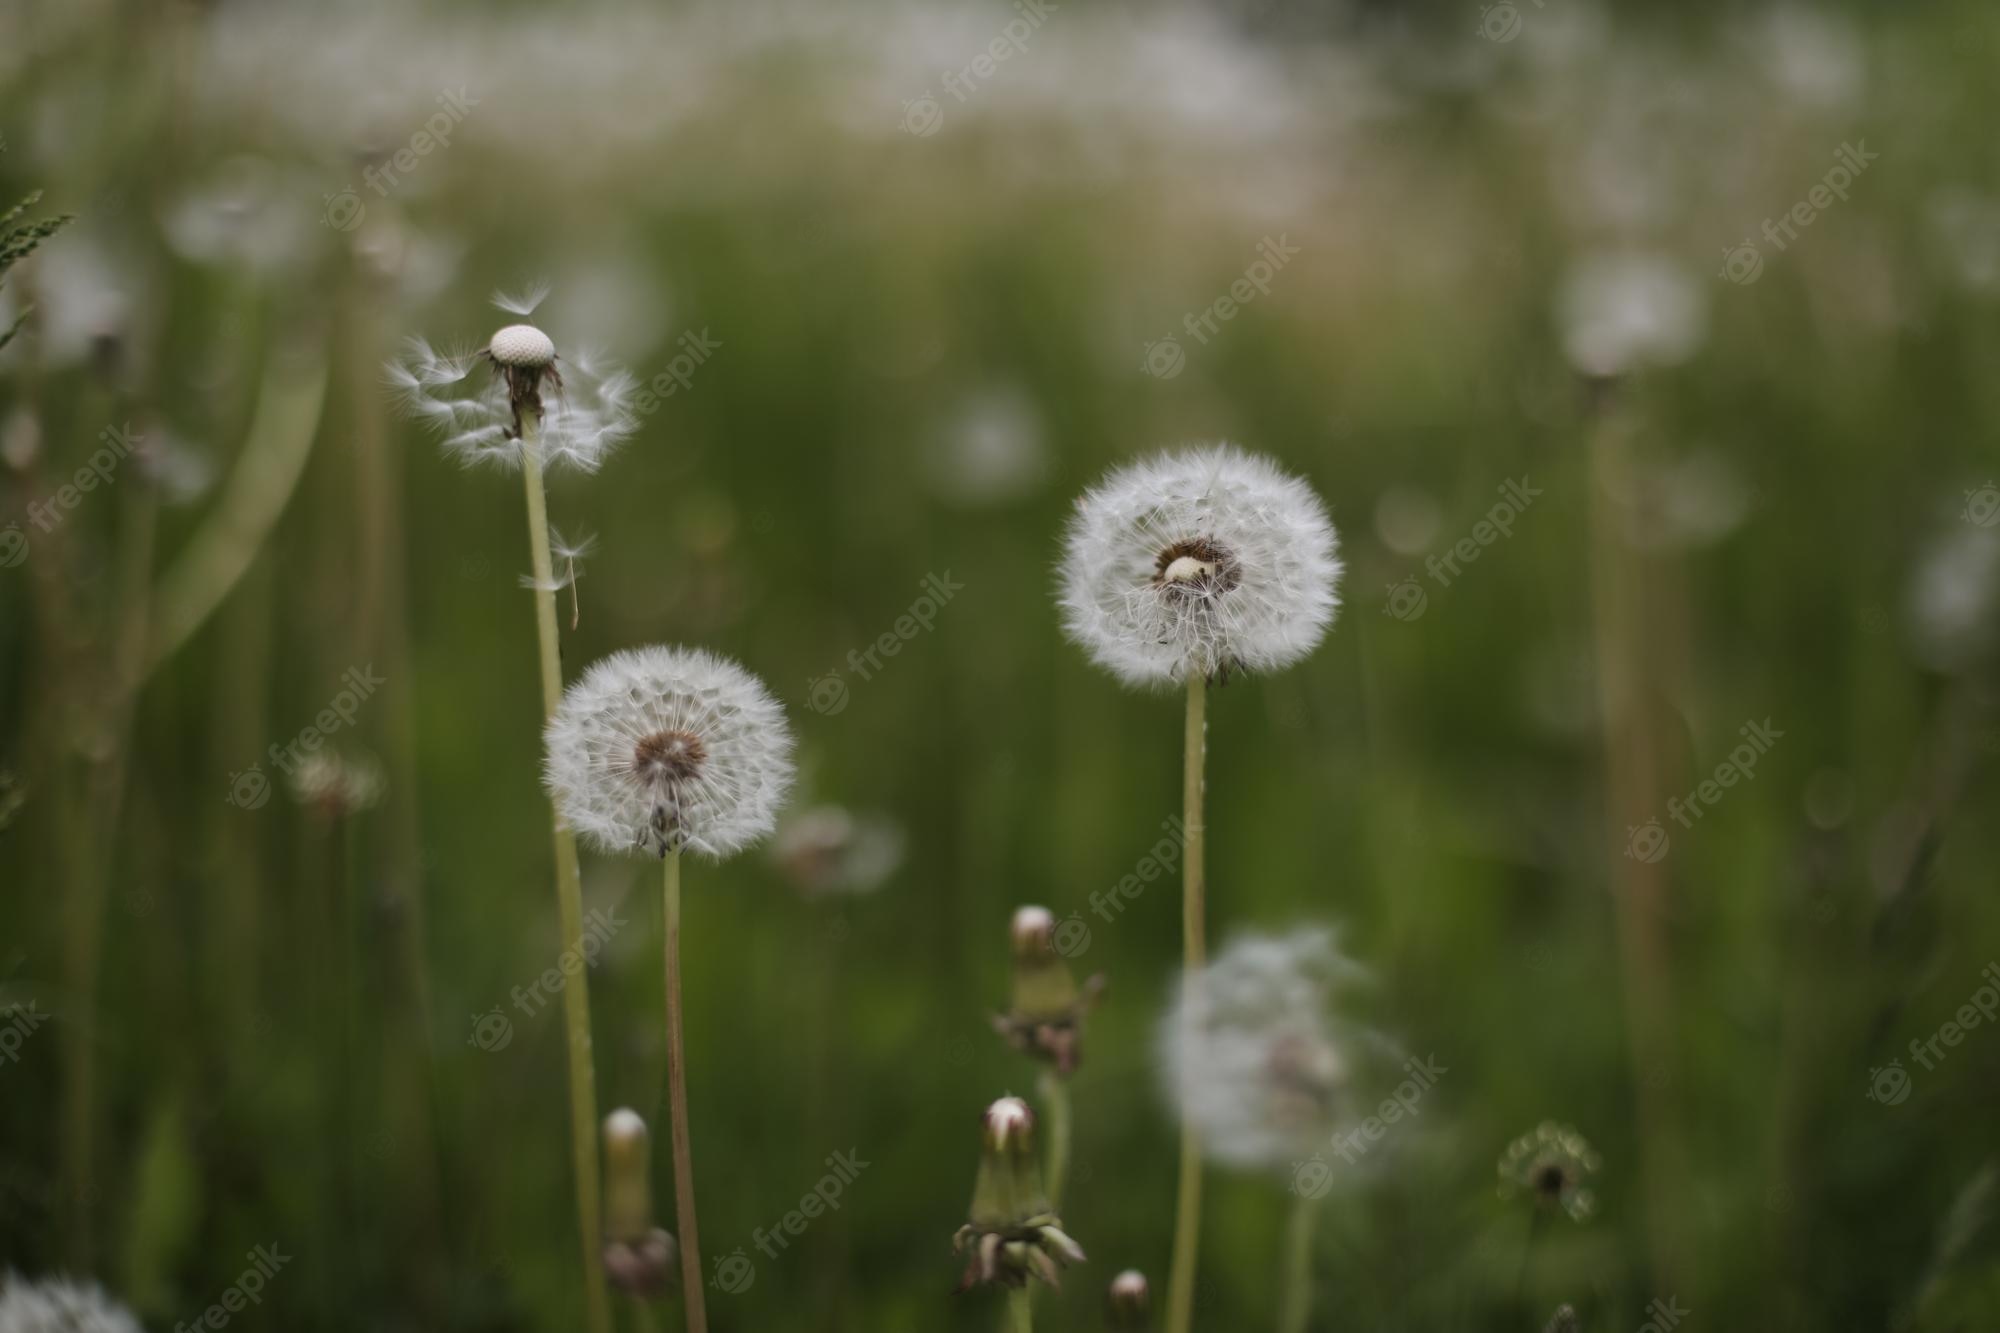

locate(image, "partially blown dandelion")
(1058, 444), (1340, 687)
(548, 646), (795, 1333)
(388, 286), (636, 473)
(1500, 1121), (1601, 1222)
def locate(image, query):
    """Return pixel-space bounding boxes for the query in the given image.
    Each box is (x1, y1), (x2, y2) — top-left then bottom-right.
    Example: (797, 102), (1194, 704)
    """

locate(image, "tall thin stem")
(1166, 671), (1208, 1333)
(1277, 1194), (1318, 1333)
(1008, 1286), (1035, 1333)
(661, 849), (708, 1333)
(1038, 1068), (1072, 1212)
(522, 438), (611, 1333)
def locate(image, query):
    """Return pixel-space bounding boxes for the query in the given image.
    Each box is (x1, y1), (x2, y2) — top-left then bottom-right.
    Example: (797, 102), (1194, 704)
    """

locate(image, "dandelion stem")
(1277, 1193), (1318, 1333)
(661, 848), (709, 1333)
(1167, 670), (1208, 1333)
(1038, 1068), (1072, 1212)
(1008, 1286), (1035, 1333)
(522, 438), (611, 1333)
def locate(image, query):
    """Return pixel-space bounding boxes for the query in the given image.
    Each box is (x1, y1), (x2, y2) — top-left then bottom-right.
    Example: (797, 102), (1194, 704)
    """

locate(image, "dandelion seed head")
(1059, 445), (1340, 687)
(544, 646), (795, 861)
(0, 1274), (143, 1333)
(1157, 927), (1371, 1170)
(1499, 1121), (1601, 1222)
(488, 322), (555, 370)
(771, 805), (906, 897)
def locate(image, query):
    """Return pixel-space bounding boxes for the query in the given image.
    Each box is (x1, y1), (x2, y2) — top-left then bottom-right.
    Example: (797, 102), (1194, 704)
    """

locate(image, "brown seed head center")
(1152, 536), (1240, 597)
(632, 730), (707, 785)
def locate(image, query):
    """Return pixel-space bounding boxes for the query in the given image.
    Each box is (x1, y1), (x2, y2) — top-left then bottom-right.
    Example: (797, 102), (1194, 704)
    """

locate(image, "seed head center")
(1153, 537), (1240, 596)
(633, 729), (707, 785)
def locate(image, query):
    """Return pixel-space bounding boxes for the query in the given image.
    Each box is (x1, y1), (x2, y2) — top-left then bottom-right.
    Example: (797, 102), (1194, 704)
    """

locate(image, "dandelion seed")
(544, 647), (795, 862)
(1058, 444), (1341, 686)
(0, 1273), (143, 1333)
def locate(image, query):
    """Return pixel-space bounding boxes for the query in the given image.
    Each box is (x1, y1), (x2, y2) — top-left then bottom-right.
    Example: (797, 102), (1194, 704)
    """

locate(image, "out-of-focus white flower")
(0, 1274), (143, 1333)
(388, 288), (637, 474)
(1558, 251), (1707, 379)
(1157, 928), (1370, 1170)
(1755, 8), (1864, 111)
(928, 386), (1048, 507)
(545, 646), (795, 860)
(1374, 486), (1442, 557)
(1907, 526), (2000, 672)
(1058, 445), (1341, 686)
(1926, 188), (2000, 296)
(771, 805), (905, 897)
(161, 156), (318, 275)
(287, 750), (385, 817)
(1607, 449), (1753, 551)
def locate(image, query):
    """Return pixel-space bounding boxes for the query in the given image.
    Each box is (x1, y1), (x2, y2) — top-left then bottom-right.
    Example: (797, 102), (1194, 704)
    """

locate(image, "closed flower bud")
(601, 1108), (678, 1298)
(953, 1097), (1086, 1293)
(1109, 1269), (1151, 1327)
(993, 906), (1106, 1076)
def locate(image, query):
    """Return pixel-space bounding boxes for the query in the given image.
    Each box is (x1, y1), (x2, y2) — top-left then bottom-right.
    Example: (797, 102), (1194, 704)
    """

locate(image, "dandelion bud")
(953, 1096), (1085, 1292)
(1544, 1304), (1579, 1333)
(993, 906), (1105, 1076)
(1109, 1269), (1151, 1326)
(601, 1108), (678, 1297)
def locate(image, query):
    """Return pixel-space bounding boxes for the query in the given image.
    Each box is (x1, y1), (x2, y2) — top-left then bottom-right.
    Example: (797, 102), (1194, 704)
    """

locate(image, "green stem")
(662, 849), (708, 1333)
(1038, 1068), (1072, 1212)
(1008, 1286), (1034, 1333)
(523, 439), (611, 1333)
(1277, 1194), (1318, 1333)
(1166, 671), (1208, 1333)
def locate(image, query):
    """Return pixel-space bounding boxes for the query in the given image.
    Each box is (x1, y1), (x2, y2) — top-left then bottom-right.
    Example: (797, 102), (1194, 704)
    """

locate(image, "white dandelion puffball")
(545, 646), (796, 860)
(0, 1274), (143, 1333)
(1059, 445), (1340, 686)
(1157, 928), (1370, 1170)
(1557, 251), (1707, 379)
(387, 287), (636, 474)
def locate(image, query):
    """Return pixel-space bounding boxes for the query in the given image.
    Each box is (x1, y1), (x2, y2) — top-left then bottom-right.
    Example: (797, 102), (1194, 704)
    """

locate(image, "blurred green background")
(4, 0), (2000, 1329)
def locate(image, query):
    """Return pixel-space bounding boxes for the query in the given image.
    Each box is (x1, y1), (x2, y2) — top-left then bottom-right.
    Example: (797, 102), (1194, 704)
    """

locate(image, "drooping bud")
(953, 1096), (1086, 1293)
(602, 1108), (678, 1297)
(993, 906), (1106, 1076)
(1109, 1270), (1151, 1327)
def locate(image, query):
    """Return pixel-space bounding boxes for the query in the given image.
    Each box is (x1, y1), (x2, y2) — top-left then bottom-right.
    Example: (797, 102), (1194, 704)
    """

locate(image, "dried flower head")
(953, 1097), (1087, 1293)
(601, 1108), (677, 1297)
(0, 1274), (142, 1333)
(770, 804), (907, 897)
(1059, 445), (1340, 686)
(1499, 1121), (1601, 1222)
(992, 906), (1105, 1076)
(387, 286), (636, 473)
(544, 646), (795, 860)
(1157, 928), (1372, 1171)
